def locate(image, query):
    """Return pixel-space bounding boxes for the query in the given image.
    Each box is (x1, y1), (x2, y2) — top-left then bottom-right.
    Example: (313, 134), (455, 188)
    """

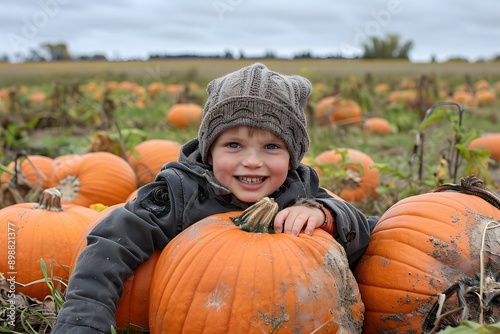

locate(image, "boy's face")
(208, 126), (290, 203)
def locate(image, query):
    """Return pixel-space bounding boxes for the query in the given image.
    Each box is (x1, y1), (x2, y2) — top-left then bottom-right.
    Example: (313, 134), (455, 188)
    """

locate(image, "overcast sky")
(1, 0), (499, 63)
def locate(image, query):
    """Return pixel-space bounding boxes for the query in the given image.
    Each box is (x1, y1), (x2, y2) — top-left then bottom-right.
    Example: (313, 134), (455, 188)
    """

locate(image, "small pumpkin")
(165, 103), (202, 128)
(468, 133), (500, 161)
(475, 89), (496, 106)
(362, 117), (393, 135)
(387, 90), (417, 106)
(149, 197), (364, 333)
(314, 96), (362, 126)
(28, 91), (46, 105)
(1, 154), (57, 190)
(126, 139), (181, 186)
(70, 204), (161, 333)
(51, 152), (138, 207)
(353, 176), (500, 333)
(0, 188), (98, 300)
(315, 148), (379, 202)
(451, 91), (476, 106)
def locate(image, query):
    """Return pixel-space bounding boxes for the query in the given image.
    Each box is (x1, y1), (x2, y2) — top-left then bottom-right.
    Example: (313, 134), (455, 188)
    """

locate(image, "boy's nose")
(242, 151), (263, 167)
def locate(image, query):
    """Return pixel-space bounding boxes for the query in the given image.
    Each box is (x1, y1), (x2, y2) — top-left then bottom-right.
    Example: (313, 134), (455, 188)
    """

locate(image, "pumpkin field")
(1, 58), (500, 333)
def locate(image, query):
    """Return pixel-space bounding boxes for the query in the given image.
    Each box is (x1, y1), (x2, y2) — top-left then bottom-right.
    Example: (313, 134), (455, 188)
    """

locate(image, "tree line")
(0, 34), (444, 63)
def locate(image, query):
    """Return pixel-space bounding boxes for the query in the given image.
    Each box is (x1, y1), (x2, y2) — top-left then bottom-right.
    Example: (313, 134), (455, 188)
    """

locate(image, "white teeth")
(238, 176), (265, 184)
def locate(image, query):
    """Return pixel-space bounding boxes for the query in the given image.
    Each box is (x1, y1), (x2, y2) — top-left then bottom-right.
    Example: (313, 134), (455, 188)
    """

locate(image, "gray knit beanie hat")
(198, 62), (312, 169)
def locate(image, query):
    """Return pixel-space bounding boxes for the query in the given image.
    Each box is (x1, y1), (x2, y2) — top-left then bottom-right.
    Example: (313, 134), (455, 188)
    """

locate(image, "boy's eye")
(265, 144), (279, 150)
(227, 142), (240, 148)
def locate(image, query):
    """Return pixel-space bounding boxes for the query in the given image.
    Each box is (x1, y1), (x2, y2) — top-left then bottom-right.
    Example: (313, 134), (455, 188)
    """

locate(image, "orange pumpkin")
(1, 155), (57, 190)
(126, 139), (181, 186)
(475, 89), (496, 106)
(166, 103), (203, 128)
(387, 90), (417, 106)
(28, 91), (46, 105)
(315, 148), (379, 202)
(71, 204), (161, 333)
(147, 82), (165, 97)
(468, 133), (500, 161)
(362, 117), (393, 135)
(0, 188), (98, 300)
(353, 176), (500, 333)
(314, 96), (362, 126)
(149, 197), (364, 333)
(374, 83), (390, 95)
(451, 91), (476, 106)
(51, 152), (138, 207)
(474, 79), (489, 91)
(54, 154), (81, 166)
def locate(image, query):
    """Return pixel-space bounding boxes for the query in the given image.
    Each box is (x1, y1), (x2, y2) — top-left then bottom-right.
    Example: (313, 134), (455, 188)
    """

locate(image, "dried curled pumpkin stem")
(231, 197), (279, 233)
(34, 187), (64, 212)
(432, 175), (500, 210)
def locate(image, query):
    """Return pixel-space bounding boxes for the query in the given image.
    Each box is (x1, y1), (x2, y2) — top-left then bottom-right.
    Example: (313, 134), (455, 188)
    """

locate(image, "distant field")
(2, 58), (500, 85)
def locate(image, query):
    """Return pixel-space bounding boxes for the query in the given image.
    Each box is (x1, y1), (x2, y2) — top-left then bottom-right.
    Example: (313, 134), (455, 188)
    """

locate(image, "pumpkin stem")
(35, 187), (64, 212)
(231, 197), (279, 233)
(432, 175), (500, 210)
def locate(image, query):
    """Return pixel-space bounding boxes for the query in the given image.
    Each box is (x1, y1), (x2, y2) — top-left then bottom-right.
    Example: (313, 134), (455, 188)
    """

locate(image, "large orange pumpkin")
(126, 139), (181, 186)
(315, 148), (379, 202)
(314, 96), (362, 126)
(70, 204), (161, 333)
(0, 188), (98, 300)
(51, 152), (138, 207)
(468, 133), (500, 161)
(353, 175), (500, 333)
(149, 197), (364, 333)
(165, 103), (202, 128)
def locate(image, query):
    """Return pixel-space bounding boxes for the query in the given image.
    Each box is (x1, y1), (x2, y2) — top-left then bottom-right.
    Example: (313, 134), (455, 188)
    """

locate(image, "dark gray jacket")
(53, 139), (378, 333)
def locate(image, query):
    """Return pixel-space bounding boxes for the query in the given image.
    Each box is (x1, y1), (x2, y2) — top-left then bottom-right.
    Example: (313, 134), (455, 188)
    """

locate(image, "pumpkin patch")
(1, 60), (500, 333)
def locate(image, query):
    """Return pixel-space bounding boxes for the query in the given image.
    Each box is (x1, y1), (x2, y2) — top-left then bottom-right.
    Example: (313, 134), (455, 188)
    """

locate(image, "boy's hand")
(274, 205), (325, 236)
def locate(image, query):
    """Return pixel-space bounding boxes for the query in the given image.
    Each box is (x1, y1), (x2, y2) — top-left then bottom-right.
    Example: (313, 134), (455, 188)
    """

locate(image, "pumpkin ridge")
(225, 234), (255, 331)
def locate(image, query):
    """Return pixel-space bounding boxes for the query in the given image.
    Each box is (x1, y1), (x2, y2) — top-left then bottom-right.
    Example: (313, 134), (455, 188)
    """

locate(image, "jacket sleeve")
(52, 178), (181, 334)
(316, 188), (379, 267)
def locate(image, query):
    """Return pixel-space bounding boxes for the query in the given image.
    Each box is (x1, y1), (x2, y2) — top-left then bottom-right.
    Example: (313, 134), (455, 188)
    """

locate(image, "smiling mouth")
(237, 176), (266, 184)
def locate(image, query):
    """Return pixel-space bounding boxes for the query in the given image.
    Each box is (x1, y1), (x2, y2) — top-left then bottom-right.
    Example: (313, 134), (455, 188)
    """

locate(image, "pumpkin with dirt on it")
(149, 197), (364, 333)
(353, 175), (500, 333)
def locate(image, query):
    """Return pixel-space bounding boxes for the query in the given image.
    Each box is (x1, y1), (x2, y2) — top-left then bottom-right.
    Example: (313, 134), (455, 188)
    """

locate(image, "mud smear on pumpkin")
(323, 246), (364, 333)
(464, 208), (500, 265)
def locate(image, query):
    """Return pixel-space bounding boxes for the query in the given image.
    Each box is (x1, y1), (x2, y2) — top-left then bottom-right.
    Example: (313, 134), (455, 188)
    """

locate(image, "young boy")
(53, 62), (378, 333)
